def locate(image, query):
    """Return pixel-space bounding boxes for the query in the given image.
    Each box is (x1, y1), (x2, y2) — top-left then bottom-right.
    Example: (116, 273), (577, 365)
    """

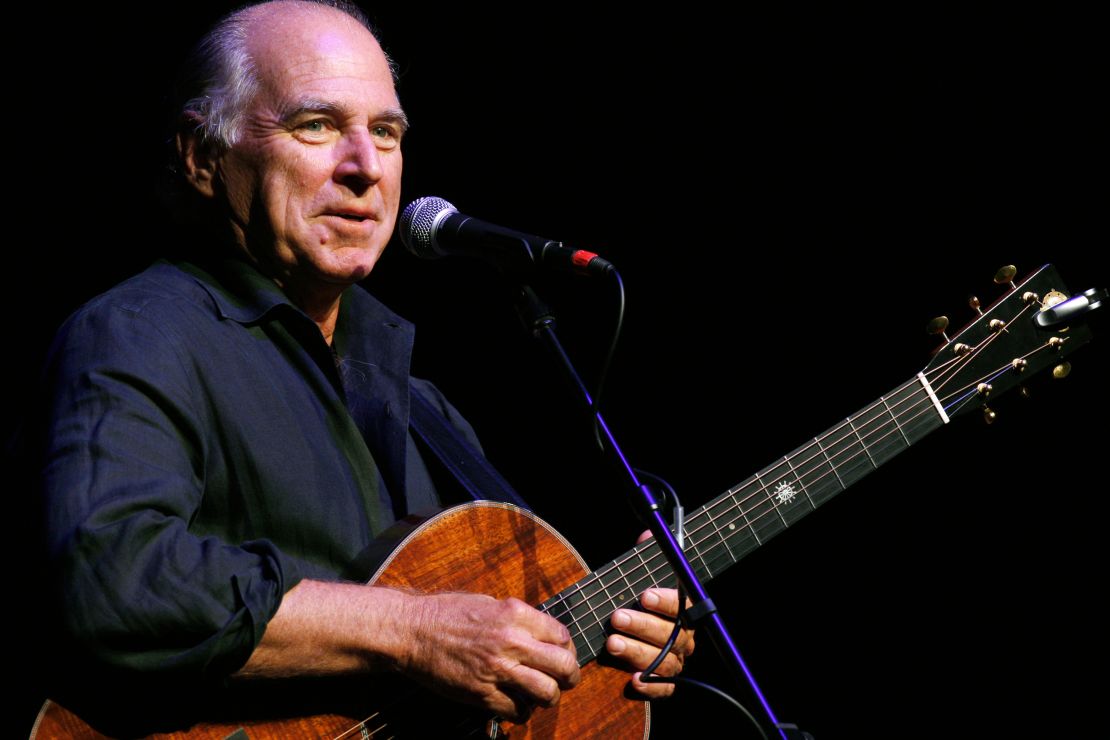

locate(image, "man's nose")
(334, 128), (383, 191)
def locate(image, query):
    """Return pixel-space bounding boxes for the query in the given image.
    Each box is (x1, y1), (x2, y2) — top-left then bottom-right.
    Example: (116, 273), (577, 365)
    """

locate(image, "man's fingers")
(640, 588), (682, 617)
(605, 632), (686, 676)
(507, 663), (566, 708)
(630, 671), (677, 699)
(611, 607), (675, 648)
(611, 602), (694, 654)
(519, 639), (581, 689)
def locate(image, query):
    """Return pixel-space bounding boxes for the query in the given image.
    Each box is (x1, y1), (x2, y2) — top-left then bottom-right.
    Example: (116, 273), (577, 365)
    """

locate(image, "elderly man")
(32, 0), (691, 735)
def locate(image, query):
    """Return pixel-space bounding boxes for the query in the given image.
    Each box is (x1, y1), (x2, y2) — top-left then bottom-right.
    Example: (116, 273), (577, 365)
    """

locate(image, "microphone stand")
(515, 283), (790, 740)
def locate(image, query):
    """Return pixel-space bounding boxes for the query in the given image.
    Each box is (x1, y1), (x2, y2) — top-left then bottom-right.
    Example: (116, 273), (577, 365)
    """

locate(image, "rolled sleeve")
(39, 300), (291, 683)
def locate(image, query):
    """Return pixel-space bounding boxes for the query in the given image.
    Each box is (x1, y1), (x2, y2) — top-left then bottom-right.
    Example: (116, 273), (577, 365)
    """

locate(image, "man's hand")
(401, 592), (580, 721)
(237, 581), (578, 723)
(605, 532), (696, 698)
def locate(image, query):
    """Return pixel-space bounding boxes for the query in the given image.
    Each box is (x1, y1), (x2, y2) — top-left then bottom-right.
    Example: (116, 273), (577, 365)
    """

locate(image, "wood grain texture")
(32, 502), (649, 739)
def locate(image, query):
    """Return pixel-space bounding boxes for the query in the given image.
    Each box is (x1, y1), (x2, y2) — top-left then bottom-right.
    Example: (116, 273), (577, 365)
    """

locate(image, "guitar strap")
(408, 384), (531, 510)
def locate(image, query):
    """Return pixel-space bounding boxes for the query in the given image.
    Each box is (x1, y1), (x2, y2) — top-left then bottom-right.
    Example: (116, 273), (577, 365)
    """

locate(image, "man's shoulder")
(72, 260), (217, 323)
(49, 260), (227, 369)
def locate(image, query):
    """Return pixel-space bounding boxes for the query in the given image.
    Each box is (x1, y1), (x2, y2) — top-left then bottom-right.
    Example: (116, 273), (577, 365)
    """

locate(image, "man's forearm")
(234, 579), (415, 678)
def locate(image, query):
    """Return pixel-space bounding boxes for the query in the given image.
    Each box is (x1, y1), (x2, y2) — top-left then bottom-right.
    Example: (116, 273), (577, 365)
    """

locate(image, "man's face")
(211, 5), (405, 291)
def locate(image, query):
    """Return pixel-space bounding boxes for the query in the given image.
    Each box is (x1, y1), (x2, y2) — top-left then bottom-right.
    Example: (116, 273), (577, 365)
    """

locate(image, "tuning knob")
(983, 406), (997, 424)
(927, 316), (950, 343)
(969, 295), (984, 315)
(1053, 362), (1072, 379)
(994, 265), (1018, 288)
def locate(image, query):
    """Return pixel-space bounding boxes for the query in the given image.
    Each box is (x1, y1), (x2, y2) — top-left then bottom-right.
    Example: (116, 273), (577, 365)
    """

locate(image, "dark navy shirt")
(33, 257), (479, 722)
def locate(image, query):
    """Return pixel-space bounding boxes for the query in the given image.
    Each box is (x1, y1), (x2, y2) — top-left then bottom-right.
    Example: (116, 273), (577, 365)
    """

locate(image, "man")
(31, 0), (691, 734)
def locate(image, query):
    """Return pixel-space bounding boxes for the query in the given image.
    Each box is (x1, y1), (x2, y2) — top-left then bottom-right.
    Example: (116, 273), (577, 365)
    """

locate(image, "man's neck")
(281, 282), (343, 345)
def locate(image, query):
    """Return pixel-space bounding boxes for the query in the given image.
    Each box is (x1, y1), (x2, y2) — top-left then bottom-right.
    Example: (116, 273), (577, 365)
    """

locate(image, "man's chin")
(316, 250), (383, 284)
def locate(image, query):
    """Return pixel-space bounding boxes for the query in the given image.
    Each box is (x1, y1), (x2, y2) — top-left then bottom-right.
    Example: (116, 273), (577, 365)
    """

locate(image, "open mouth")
(334, 213), (369, 222)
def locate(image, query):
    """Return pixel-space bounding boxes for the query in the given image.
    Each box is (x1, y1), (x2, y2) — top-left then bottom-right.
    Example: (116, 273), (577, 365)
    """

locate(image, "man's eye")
(301, 120), (327, 133)
(371, 125), (401, 148)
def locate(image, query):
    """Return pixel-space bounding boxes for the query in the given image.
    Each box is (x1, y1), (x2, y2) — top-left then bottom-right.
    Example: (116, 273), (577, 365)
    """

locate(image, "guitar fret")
(697, 496), (745, 577)
(676, 522), (708, 580)
(847, 417), (878, 469)
(816, 436), (845, 487)
(741, 477), (781, 544)
(881, 394), (911, 446)
(734, 481), (763, 547)
(857, 400), (909, 466)
(541, 373), (950, 669)
(754, 469), (792, 530)
(783, 453), (818, 510)
(813, 435), (846, 504)
(703, 500), (739, 572)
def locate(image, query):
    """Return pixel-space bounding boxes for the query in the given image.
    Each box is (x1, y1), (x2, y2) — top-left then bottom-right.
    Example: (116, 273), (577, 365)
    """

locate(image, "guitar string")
(546, 334), (1056, 647)
(326, 297), (1050, 737)
(928, 299), (1037, 394)
(325, 298), (1051, 738)
(550, 384), (943, 645)
(664, 331), (1060, 596)
(543, 375), (935, 640)
(541, 372), (932, 634)
(376, 289), (1054, 728)
(542, 376), (937, 643)
(574, 342), (1060, 660)
(329, 691), (501, 738)
(333, 714), (388, 739)
(558, 339), (1057, 648)
(526, 285), (1050, 643)
(553, 343), (1037, 645)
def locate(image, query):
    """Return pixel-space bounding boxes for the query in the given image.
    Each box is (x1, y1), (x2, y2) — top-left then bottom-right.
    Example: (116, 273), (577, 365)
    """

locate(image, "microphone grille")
(399, 196), (456, 258)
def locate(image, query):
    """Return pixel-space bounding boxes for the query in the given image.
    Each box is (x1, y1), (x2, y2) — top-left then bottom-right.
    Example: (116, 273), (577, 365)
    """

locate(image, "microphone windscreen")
(399, 196), (456, 258)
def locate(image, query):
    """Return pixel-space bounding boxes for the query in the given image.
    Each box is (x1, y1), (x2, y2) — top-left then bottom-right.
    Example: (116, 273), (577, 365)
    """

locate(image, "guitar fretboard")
(540, 374), (948, 662)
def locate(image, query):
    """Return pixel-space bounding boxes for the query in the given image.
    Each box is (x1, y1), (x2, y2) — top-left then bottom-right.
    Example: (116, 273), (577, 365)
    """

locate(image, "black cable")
(583, 270), (774, 739)
(634, 475), (772, 740)
(590, 269), (625, 453)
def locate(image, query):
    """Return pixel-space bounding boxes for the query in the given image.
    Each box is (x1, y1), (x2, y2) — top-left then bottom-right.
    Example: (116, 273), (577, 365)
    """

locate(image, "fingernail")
(643, 590), (659, 608)
(612, 610), (631, 628)
(609, 636), (626, 654)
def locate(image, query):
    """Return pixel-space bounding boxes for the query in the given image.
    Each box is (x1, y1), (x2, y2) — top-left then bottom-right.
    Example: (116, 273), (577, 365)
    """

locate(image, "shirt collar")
(173, 255), (417, 357)
(177, 256), (293, 324)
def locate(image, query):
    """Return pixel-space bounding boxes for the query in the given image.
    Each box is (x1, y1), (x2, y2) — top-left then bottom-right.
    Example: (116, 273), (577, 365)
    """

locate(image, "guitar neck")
(541, 373), (949, 663)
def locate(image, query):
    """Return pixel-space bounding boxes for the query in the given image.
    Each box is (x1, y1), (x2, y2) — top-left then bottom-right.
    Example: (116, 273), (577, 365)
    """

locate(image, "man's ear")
(177, 120), (220, 198)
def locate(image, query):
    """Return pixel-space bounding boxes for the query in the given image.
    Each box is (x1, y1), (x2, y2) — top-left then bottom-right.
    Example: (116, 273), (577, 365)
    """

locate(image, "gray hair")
(178, 0), (395, 153)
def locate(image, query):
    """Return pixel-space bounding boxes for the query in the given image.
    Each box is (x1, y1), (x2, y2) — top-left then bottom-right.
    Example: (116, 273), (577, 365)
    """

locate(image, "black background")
(13, 4), (1107, 738)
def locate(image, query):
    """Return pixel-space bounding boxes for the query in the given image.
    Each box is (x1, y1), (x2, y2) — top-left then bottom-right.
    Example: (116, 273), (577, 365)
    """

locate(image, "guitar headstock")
(922, 264), (1095, 421)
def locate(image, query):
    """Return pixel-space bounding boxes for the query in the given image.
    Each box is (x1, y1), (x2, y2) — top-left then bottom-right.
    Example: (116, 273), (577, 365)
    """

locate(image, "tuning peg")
(994, 265), (1018, 289)
(1019, 386), (1032, 399)
(1053, 362), (1072, 379)
(983, 406), (997, 424)
(1042, 290), (1069, 309)
(926, 316), (950, 343)
(969, 295), (984, 315)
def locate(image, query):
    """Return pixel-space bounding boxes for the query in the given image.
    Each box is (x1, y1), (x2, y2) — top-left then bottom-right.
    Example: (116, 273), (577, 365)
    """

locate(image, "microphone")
(399, 196), (614, 277)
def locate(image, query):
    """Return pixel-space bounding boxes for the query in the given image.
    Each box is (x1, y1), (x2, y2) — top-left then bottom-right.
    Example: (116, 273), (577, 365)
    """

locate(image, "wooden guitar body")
(32, 502), (649, 739)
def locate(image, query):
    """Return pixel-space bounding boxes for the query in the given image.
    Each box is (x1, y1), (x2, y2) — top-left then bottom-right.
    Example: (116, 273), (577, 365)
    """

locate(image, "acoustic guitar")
(31, 263), (1097, 738)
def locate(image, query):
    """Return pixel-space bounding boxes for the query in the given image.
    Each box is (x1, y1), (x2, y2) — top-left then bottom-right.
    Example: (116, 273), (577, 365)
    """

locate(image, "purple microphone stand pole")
(515, 283), (788, 740)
